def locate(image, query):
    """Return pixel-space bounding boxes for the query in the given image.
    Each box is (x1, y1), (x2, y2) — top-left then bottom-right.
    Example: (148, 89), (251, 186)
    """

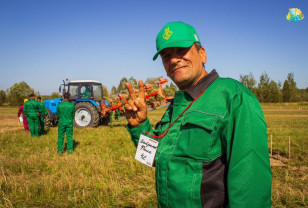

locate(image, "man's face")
(160, 44), (207, 90)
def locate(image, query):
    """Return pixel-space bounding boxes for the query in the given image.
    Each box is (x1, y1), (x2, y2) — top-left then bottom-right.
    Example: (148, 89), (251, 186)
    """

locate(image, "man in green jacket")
(57, 92), (75, 154)
(24, 94), (41, 137)
(37, 96), (48, 135)
(124, 22), (271, 208)
(81, 85), (91, 99)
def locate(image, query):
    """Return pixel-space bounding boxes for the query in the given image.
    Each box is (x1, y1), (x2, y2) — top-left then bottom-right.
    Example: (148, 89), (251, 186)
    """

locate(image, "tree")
(6, 81), (34, 106)
(128, 77), (137, 88)
(282, 73), (298, 102)
(169, 82), (177, 96)
(163, 83), (177, 97)
(256, 72), (270, 102)
(111, 86), (117, 95)
(298, 89), (308, 102)
(277, 81), (282, 89)
(0, 90), (6, 106)
(42, 92), (61, 101)
(282, 80), (291, 102)
(50, 92), (61, 99)
(239, 73), (256, 91)
(102, 86), (109, 98)
(169, 82), (177, 92)
(117, 77), (128, 93)
(146, 77), (155, 85)
(287, 73), (298, 101)
(268, 80), (281, 102)
(163, 85), (172, 97)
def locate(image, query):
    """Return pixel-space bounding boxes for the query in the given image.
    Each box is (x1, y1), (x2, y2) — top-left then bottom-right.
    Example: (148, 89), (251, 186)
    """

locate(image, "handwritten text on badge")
(135, 135), (159, 167)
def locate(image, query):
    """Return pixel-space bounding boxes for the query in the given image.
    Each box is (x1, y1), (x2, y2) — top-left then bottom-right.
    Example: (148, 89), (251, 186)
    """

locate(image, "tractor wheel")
(53, 113), (59, 126)
(74, 102), (100, 128)
(45, 108), (54, 127)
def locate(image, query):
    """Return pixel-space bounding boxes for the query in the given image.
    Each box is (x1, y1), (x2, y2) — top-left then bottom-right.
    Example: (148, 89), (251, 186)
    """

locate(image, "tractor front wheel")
(74, 102), (100, 128)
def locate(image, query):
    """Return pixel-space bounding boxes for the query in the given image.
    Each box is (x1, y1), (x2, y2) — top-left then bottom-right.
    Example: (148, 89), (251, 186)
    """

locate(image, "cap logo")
(194, 34), (199, 41)
(163, 27), (173, 40)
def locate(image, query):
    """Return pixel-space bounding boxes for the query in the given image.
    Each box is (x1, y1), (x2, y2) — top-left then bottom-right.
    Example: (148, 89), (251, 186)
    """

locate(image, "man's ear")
(200, 47), (207, 64)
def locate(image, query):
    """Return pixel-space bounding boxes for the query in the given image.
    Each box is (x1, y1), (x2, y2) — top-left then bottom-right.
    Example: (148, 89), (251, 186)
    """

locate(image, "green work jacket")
(24, 99), (42, 119)
(127, 77), (272, 208)
(81, 91), (90, 99)
(57, 102), (75, 125)
(38, 102), (48, 120)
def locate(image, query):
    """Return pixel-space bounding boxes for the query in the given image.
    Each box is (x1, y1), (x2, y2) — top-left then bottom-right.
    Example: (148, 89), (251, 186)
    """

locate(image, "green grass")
(263, 103), (308, 207)
(0, 125), (158, 208)
(0, 104), (307, 207)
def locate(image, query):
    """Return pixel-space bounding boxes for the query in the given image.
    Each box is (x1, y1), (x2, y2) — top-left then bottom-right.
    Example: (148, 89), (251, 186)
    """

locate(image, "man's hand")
(124, 80), (147, 127)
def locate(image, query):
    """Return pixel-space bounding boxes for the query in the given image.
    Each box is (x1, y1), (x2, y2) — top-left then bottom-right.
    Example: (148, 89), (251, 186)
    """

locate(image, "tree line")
(1, 73), (307, 106)
(0, 81), (61, 106)
(239, 72), (308, 102)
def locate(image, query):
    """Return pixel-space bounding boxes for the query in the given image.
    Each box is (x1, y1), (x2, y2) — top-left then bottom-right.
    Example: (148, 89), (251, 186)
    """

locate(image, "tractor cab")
(66, 80), (103, 101)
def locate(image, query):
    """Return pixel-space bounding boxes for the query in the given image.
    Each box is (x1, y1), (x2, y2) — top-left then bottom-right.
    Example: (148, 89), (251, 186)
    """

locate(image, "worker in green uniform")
(109, 110), (114, 124)
(24, 94), (41, 137)
(37, 96), (48, 135)
(124, 22), (271, 208)
(109, 100), (114, 124)
(115, 109), (121, 121)
(57, 92), (75, 154)
(81, 85), (91, 99)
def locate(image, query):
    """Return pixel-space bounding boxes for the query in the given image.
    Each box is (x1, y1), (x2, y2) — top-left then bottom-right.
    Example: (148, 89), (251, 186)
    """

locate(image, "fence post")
(288, 136), (291, 159)
(270, 135), (272, 157)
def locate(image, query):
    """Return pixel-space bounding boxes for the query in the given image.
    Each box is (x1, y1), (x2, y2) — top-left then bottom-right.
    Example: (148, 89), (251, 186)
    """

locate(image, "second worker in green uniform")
(37, 96), (48, 135)
(57, 92), (75, 154)
(24, 94), (41, 137)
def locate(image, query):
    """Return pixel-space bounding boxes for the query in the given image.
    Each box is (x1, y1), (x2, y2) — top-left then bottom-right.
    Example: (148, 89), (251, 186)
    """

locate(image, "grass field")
(0, 103), (307, 207)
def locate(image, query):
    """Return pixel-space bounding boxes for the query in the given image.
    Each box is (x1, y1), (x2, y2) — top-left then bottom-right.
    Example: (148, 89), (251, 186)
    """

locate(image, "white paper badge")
(135, 134), (159, 167)
(19, 117), (23, 122)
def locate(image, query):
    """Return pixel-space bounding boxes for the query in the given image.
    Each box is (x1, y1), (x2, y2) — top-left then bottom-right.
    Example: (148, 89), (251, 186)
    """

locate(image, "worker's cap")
(24, 99), (28, 103)
(153, 21), (201, 61)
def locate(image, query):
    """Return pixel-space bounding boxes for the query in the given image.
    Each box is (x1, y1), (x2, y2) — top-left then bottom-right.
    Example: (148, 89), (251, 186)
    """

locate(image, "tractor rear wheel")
(45, 108), (54, 127)
(74, 102), (100, 128)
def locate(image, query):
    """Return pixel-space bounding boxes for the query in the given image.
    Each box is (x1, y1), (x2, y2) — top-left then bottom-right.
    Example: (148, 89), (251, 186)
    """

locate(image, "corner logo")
(286, 8), (304, 22)
(163, 27), (173, 40)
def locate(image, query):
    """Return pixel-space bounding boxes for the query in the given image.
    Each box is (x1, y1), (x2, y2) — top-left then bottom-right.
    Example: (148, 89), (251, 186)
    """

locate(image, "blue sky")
(0, 0), (307, 95)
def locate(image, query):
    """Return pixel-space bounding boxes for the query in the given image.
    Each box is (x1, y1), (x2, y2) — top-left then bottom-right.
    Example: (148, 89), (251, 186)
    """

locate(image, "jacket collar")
(185, 69), (219, 99)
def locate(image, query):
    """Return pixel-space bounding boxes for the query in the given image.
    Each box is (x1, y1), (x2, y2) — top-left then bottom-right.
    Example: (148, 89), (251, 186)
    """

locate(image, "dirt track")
(265, 114), (308, 117)
(263, 109), (308, 111)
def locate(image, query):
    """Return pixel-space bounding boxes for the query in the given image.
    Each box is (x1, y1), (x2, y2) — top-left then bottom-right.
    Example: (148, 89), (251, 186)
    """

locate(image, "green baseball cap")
(153, 21), (201, 61)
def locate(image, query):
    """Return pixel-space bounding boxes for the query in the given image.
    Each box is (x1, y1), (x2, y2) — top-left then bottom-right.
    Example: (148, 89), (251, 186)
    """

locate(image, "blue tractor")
(44, 80), (108, 128)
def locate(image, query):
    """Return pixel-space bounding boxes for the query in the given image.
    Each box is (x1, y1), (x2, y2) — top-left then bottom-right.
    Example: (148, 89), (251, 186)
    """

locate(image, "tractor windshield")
(68, 83), (103, 101)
